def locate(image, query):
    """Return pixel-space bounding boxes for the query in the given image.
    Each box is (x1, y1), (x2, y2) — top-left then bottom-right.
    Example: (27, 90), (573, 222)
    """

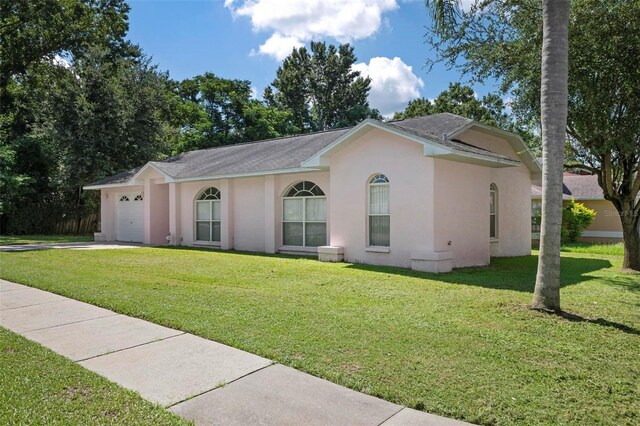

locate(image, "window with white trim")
(195, 187), (221, 243)
(490, 183), (498, 239)
(368, 174), (390, 246)
(282, 181), (327, 247)
(531, 200), (541, 233)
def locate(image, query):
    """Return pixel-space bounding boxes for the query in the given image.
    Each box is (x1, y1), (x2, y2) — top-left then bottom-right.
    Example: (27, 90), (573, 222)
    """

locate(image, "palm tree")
(531, 0), (570, 312)
(425, 0), (570, 312)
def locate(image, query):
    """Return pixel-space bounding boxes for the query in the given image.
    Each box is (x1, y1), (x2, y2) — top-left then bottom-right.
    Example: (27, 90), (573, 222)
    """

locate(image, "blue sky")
(127, 0), (495, 116)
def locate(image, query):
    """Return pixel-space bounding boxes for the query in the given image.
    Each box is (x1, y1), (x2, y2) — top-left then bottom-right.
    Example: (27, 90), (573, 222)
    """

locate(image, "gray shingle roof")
(154, 127), (350, 179)
(531, 174), (605, 199)
(388, 114), (514, 161)
(88, 166), (143, 187)
(389, 112), (473, 139)
(87, 113), (519, 187)
(562, 174), (605, 198)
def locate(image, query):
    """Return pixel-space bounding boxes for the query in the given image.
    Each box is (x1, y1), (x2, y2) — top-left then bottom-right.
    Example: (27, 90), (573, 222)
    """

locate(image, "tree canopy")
(0, 0), (133, 102)
(265, 42), (381, 132)
(171, 73), (296, 152)
(393, 83), (508, 125)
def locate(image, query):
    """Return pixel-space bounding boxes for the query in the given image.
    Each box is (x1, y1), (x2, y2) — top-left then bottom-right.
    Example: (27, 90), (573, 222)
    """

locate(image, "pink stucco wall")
(328, 128), (435, 268)
(98, 125), (532, 269)
(433, 159), (491, 267)
(456, 129), (533, 258)
(148, 179), (170, 245)
(177, 172), (329, 252)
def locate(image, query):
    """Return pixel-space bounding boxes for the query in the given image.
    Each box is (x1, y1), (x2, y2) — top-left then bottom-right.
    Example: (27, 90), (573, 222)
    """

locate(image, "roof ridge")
(386, 112), (461, 124)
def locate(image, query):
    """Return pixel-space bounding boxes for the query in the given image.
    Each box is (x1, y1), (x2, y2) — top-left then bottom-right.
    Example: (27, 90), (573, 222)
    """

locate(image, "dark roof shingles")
(89, 113), (516, 186)
(531, 174), (605, 198)
(87, 167), (142, 187)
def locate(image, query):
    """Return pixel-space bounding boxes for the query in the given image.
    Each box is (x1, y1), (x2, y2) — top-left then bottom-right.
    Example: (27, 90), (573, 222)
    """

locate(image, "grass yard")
(0, 234), (93, 245)
(561, 241), (625, 257)
(0, 247), (638, 425)
(0, 327), (188, 425)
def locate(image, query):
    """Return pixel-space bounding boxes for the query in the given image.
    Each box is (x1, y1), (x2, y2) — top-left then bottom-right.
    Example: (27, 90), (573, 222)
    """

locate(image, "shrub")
(561, 200), (596, 243)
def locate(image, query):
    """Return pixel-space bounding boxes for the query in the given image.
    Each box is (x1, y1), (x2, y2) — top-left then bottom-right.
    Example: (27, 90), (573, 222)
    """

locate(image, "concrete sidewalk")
(0, 279), (472, 425)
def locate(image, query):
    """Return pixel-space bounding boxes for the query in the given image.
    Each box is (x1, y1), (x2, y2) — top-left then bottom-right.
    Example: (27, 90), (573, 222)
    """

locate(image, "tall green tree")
(0, 47), (175, 233)
(0, 0), (132, 111)
(173, 73), (296, 151)
(266, 42), (380, 132)
(393, 83), (507, 125)
(0, 0), (134, 232)
(426, 0), (638, 271)
(425, 0), (570, 309)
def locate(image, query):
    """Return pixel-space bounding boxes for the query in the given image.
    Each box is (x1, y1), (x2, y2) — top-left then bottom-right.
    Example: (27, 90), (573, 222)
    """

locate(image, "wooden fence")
(1, 208), (98, 236)
(51, 212), (98, 235)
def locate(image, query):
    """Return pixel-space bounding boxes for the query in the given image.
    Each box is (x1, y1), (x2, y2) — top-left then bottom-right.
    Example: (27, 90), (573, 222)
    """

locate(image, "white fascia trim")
(84, 167), (323, 189)
(83, 182), (142, 190)
(301, 119), (518, 168)
(449, 122), (542, 174)
(170, 167), (323, 184)
(439, 150), (521, 167)
(581, 231), (623, 238)
(83, 162), (173, 190)
(131, 162), (174, 182)
(531, 194), (572, 200)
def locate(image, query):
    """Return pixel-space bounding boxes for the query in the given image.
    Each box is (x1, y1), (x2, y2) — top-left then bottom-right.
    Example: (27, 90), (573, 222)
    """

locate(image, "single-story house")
(531, 173), (625, 243)
(85, 113), (540, 273)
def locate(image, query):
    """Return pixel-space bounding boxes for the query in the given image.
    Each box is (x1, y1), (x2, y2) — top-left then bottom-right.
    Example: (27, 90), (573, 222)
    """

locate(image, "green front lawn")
(561, 241), (625, 257)
(0, 234), (93, 245)
(0, 248), (637, 425)
(0, 327), (188, 425)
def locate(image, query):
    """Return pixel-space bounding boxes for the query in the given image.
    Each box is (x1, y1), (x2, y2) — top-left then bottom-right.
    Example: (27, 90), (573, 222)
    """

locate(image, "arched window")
(282, 181), (326, 247)
(490, 183), (498, 239)
(368, 174), (390, 246)
(195, 187), (221, 243)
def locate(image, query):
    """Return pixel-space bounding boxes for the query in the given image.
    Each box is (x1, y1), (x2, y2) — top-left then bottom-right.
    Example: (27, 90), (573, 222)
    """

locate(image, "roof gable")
(302, 118), (524, 169)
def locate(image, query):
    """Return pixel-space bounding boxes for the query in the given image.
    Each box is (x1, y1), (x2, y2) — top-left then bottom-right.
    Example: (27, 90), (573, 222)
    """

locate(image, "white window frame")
(531, 200), (542, 233)
(282, 182), (327, 247)
(195, 187), (221, 244)
(368, 174), (390, 247)
(490, 183), (498, 240)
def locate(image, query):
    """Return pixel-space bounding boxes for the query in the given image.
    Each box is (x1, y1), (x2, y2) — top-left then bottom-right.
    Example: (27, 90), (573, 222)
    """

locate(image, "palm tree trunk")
(532, 0), (570, 312)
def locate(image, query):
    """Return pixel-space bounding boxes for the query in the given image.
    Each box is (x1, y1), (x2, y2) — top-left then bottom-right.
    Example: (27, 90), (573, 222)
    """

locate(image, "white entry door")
(116, 193), (144, 243)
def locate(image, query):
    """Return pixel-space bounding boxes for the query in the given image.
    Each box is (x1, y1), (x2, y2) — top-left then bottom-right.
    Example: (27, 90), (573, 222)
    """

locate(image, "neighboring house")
(531, 173), (624, 242)
(85, 113), (540, 273)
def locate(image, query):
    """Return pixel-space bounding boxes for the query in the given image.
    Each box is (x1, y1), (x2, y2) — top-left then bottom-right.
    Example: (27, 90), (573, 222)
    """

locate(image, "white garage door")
(117, 193), (144, 243)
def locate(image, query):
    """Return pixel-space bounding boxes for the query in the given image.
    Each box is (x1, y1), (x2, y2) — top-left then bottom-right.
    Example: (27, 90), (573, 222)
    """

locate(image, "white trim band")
(581, 231), (623, 238)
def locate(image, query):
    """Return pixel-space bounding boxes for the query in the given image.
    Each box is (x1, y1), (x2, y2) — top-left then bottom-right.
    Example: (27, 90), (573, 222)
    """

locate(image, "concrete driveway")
(0, 279), (472, 425)
(0, 242), (143, 252)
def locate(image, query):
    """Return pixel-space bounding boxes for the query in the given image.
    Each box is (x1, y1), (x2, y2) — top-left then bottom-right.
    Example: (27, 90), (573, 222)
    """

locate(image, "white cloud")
(52, 54), (72, 69)
(459, 0), (475, 12)
(225, 0), (398, 59)
(352, 57), (424, 117)
(255, 33), (304, 61)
